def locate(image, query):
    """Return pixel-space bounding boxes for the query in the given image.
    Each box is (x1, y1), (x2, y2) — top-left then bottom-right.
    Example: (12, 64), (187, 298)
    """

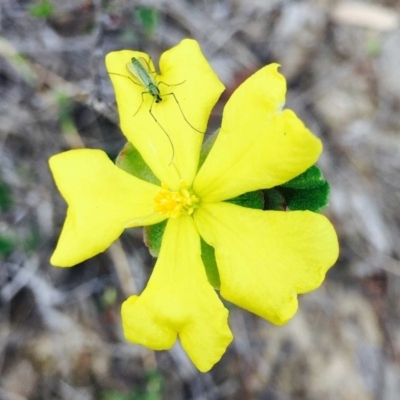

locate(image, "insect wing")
(126, 60), (147, 87)
(136, 57), (157, 82)
(126, 57), (156, 88)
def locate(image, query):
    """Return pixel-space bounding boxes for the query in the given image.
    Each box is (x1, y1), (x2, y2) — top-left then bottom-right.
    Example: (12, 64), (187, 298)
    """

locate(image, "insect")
(126, 57), (162, 108)
(110, 56), (204, 162)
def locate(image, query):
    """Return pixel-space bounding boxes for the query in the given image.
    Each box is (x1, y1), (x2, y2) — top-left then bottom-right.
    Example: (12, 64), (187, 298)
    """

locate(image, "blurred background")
(1, 0), (400, 399)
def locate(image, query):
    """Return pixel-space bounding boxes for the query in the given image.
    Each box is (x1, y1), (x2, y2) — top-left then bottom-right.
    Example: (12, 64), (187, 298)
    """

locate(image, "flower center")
(154, 180), (199, 218)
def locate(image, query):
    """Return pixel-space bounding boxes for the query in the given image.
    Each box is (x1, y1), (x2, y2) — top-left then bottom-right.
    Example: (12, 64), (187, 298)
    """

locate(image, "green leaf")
(0, 179), (13, 212)
(198, 129), (219, 169)
(101, 393), (133, 400)
(264, 165), (331, 212)
(28, 0), (54, 19)
(24, 227), (41, 253)
(278, 181), (330, 211)
(56, 92), (76, 135)
(201, 239), (220, 289)
(101, 367), (163, 400)
(0, 235), (15, 257)
(100, 287), (118, 309)
(134, 6), (160, 37)
(281, 165), (325, 189)
(144, 220), (167, 257)
(225, 190), (264, 210)
(116, 142), (160, 185)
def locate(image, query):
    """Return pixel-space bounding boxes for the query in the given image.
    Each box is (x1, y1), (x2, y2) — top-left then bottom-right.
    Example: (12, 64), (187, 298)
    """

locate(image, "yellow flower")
(49, 39), (339, 372)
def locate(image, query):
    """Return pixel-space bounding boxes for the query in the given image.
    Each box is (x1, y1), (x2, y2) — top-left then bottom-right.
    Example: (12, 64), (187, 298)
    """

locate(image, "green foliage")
(56, 92), (76, 135)
(225, 190), (264, 210)
(198, 129), (219, 168)
(0, 235), (15, 257)
(264, 165), (330, 212)
(0, 179), (13, 212)
(101, 287), (118, 309)
(139, 370), (163, 400)
(144, 220), (167, 257)
(101, 370), (163, 400)
(201, 239), (220, 289)
(366, 35), (381, 57)
(23, 227), (40, 253)
(281, 165), (326, 190)
(116, 142), (160, 185)
(102, 393), (134, 400)
(0, 226), (41, 258)
(28, 0), (54, 19)
(134, 6), (160, 37)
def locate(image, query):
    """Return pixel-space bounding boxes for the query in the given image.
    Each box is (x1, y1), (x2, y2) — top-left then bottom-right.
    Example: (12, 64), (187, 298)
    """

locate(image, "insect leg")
(132, 91), (147, 117)
(148, 98), (175, 164)
(109, 72), (149, 117)
(162, 92), (205, 134)
(139, 56), (153, 70)
(109, 72), (143, 88)
(158, 79), (186, 87)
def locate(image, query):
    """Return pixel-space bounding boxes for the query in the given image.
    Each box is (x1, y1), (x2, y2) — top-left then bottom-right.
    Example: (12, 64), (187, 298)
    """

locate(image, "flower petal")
(194, 64), (322, 202)
(121, 215), (233, 372)
(106, 39), (224, 189)
(50, 149), (164, 267)
(194, 202), (339, 325)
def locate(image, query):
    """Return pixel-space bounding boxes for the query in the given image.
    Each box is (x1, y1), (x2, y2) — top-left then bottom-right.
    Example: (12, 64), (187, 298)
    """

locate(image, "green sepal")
(143, 220), (167, 257)
(115, 142), (160, 185)
(263, 165), (330, 212)
(198, 129), (219, 169)
(200, 239), (220, 289)
(225, 190), (264, 210)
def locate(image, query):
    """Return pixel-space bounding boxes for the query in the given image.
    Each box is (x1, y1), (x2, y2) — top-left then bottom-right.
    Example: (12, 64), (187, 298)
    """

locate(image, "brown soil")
(1, 1), (400, 399)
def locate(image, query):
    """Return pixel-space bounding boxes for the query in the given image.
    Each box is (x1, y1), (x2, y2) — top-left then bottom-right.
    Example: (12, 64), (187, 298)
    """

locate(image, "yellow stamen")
(154, 181), (199, 218)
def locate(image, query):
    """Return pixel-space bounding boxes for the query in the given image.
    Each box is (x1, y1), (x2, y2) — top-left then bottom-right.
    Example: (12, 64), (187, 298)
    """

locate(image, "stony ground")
(1, 0), (400, 399)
